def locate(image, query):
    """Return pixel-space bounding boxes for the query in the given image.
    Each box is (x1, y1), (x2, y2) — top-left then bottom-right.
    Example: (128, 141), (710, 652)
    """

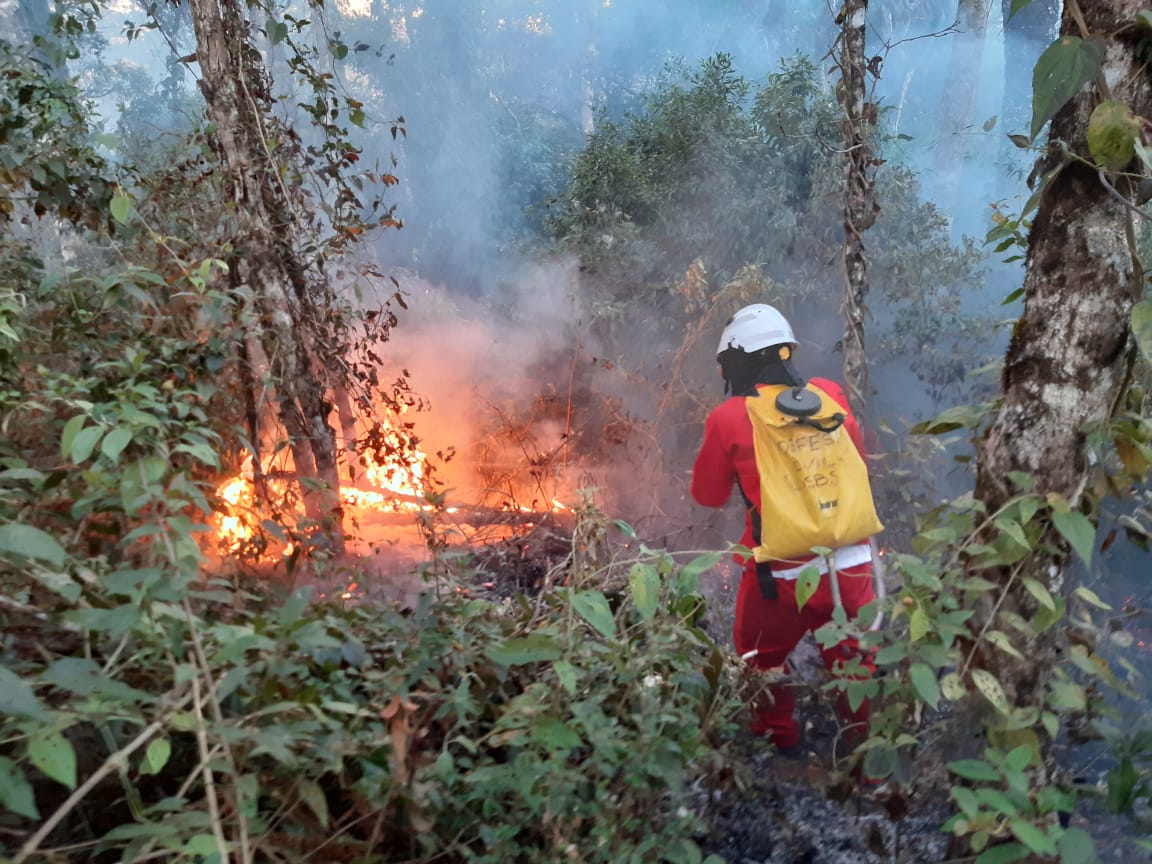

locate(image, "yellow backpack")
(744, 383), (883, 564)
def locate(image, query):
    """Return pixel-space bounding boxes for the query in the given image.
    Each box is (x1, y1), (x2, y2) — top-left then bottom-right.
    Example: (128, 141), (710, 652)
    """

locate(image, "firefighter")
(691, 303), (877, 751)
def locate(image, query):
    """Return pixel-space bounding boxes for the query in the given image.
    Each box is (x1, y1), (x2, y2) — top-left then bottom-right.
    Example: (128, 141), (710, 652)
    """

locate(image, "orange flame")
(212, 413), (575, 559)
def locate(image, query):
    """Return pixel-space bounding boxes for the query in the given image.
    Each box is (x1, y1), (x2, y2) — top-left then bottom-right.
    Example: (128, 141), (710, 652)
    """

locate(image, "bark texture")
(187, 0), (344, 549)
(971, 0), (1151, 713)
(834, 0), (877, 413)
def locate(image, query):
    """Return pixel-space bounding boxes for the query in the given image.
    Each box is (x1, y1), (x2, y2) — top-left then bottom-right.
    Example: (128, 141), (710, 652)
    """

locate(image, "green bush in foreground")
(1, 528), (735, 864)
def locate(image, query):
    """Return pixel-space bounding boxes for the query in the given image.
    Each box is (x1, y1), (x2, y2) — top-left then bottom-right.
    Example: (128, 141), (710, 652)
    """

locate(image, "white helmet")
(716, 304), (796, 357)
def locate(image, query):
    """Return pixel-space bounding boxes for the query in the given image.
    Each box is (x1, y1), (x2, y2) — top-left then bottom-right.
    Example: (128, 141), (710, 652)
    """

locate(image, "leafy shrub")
(1, 529), (735, 864)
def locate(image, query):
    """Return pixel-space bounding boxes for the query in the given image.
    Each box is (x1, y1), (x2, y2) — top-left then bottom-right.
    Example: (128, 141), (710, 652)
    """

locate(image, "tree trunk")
(580, 0), (598, 136)
(970, 0), (1149, 730)
(933, 0), (993, 179)
(834, 0), (876, 412)
(186, 0), (344, 551)
(995, 0), (1062, 182)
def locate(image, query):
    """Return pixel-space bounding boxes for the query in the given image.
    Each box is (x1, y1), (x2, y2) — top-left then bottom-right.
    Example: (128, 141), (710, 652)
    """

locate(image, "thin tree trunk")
(187, 0), (344, 551)
(834, 0), (876, 412)
(580, 0), (598, 136)
(933, 0), (993, 178)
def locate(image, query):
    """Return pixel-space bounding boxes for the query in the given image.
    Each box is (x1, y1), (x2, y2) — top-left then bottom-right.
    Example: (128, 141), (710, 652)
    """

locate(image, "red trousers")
(734, 561), (876, 749)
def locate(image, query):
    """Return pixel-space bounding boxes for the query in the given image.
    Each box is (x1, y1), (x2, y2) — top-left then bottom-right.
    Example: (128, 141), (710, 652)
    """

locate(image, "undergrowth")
(1, 541), (737, 863)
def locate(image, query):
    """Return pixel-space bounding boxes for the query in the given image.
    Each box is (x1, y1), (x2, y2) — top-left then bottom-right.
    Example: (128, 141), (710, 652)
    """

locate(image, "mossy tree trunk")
(969, 0), (1150, 743)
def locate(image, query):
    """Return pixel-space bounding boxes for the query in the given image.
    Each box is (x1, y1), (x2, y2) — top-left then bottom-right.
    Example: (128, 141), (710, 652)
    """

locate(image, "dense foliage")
(0, 16), (734, 864)
(548, 52), (986, 396)
(4, 1), (1152, 862)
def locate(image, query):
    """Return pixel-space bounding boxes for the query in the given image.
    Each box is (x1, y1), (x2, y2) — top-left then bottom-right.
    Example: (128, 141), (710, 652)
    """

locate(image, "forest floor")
(687, 575), (1152, 864)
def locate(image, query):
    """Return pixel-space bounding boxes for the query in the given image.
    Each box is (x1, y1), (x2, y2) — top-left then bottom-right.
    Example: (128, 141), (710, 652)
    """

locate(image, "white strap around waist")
(770, 541), (873, 581)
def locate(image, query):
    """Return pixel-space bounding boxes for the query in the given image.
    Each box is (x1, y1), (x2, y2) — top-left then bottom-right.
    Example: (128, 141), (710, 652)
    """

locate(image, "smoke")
(87, 0), (1064, 546)
(367, 258), (601, 509)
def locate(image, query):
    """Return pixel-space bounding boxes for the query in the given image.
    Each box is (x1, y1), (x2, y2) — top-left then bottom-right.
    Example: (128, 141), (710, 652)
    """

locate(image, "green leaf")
(1032, 596), (1066, 633)
(1058, 827), (1096, 864)
(976, 788), (1021, 816)
(985, 630), (1024, 660)
(553, 660), (577, 694)
(1051, 509), (1095, 567)
(1017, 496), (1041, 525)
(100, 427), (132, 464)
(1030, 36), (1105, 141)
(680, 551), (722, 583)
(1007, 472), (1036, 492)
(140, 738), (171, 775)
(613, 519), (637, 539)
(59, 414), (86, 460)
(1004, 744), (1035, 773)
(1007, 0), (1032, 21)
(909, 608), (931, 642)
(874, 640), (908, 665)
(184, 834), (227, 857)
(862, 743), (897, 780)
(270, 21), (289, 45)
(909, 663), (940, 710)
(1087, 100), (1140, 171)
(572, 590), (615, 639)
(949, 759), (1002, 782)
(299, 779), (329, 828)
(972, 668), (1010, 714)
(349, 107), (365, 128)
(911, 403), (988, 435)
(975, 841), (1030, 863)
(0, 523), (67, 567)
(941, 672), (966, 701)
(0, 666), (46, 719)
(28, 731), (77, 789)
(278, 587), (312, 627)
(1131, 300), (1152, 366)
(110, 190), (132, 225)
(1072, 586), (1111, 610)
(486, 634), (562, 666)
(1106, 756), (1140, 812)
(952, 786), (980, 817)
(532, 716), (582, 750)
(629, 563), (660, 621)
(1010, 819), (1058, 856)
(795, 566), (819, 611)
(0, 755), (38, 819)
(995, 517), (1029, 551)
(1022, 577), (1056, 611)
(70, 424), (104, 464)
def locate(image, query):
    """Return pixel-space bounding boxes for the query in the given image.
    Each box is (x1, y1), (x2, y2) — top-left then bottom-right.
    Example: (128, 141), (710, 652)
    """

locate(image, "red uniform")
(692, 377), (876, 748)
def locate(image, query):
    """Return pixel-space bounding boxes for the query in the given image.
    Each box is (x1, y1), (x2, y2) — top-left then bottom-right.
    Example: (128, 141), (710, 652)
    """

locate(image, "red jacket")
(691, 378), (866, 553)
